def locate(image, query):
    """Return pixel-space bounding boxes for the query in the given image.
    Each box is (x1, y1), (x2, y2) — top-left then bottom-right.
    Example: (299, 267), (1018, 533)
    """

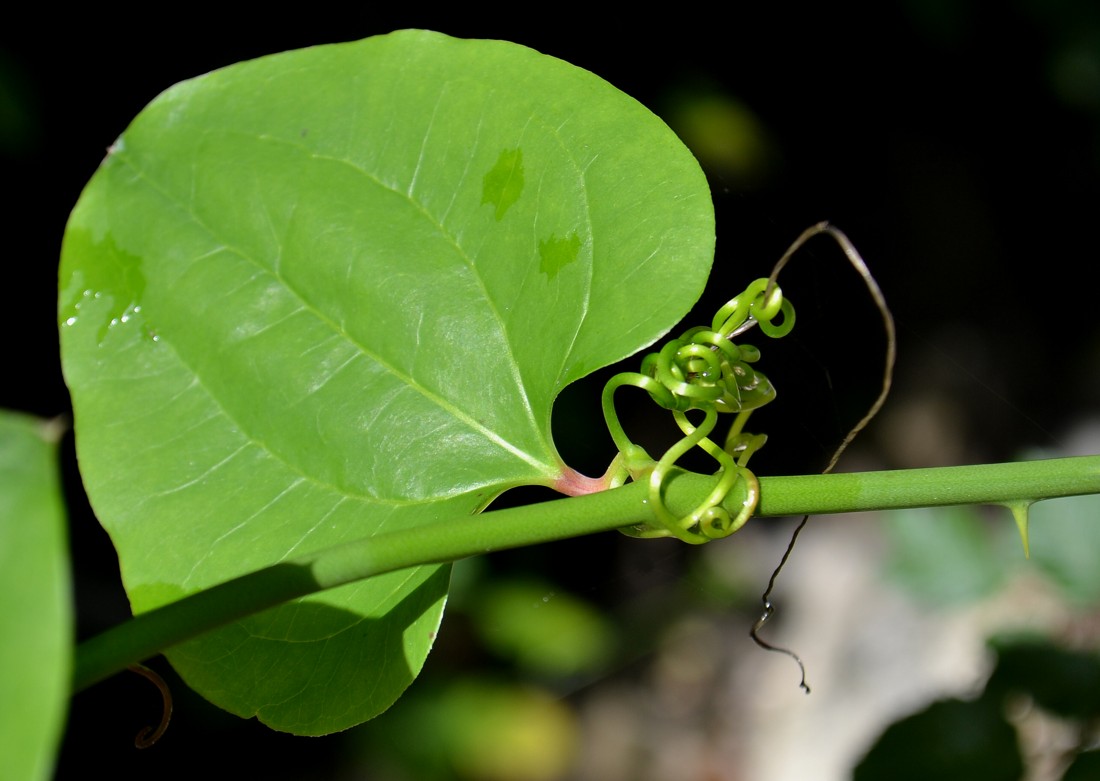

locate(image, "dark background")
(4, 4), (1099, 778)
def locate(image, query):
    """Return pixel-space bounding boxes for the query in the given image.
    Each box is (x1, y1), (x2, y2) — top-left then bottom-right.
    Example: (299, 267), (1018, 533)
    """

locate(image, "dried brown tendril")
(128, 663), (173, 748)
(747, 222), (896, 693)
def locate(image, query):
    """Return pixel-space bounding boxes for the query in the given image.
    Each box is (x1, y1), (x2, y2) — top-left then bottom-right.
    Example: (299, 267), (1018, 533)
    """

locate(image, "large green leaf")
(0, 412), (70, 779)
(59, 30), (714, 733)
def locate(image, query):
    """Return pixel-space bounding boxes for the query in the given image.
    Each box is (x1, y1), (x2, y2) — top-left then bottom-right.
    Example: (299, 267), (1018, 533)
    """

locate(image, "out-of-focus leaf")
(986, 637), (1100, 721)
(853, 696), (1023, 781)
(663, 86), (774, 184)
(1029, 493), (1100, 605)
(473, 579), (614, 676)
(882, 506), (1004, 605)
(439, 679), (577, 781)
(0, 412), (70, 780)
(1062, 749), (1100, 781)
(361, 677), (576, 781)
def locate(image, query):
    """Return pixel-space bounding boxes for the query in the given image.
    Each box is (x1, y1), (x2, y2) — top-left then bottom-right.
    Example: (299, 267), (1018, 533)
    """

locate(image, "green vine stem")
(73, 455), (1100, 695)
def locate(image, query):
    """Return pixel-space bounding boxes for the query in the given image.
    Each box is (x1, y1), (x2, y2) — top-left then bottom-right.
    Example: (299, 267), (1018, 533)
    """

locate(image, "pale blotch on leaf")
(481, 147), (524, 221)
(538, 231), (581, 279)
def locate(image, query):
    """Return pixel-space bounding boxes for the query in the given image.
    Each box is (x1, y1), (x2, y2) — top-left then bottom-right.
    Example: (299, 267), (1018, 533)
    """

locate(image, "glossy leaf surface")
(59, 30), (714, 732)
(0, 412), (70, 778)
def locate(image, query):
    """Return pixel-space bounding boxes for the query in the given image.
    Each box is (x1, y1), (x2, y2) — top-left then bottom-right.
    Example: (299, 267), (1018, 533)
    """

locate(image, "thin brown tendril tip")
(751, 514), (811, 693)
(128, 663), (173, 748)
(750, 223), (896, 693)
(765, 222), (896, 475)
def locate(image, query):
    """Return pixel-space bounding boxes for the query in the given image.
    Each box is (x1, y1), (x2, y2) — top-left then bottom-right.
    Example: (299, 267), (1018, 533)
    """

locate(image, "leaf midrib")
(111, 142), (560, 484)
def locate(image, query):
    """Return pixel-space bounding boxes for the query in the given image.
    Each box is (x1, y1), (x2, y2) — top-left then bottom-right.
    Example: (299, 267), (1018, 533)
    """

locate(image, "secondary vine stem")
(73, 456), (1100, 695)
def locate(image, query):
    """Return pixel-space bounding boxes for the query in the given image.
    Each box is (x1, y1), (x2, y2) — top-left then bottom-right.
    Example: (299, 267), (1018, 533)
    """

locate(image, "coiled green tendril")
(602, 278), (795, 544)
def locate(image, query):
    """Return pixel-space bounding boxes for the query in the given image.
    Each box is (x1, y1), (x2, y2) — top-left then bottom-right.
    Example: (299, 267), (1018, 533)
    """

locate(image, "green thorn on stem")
(1006, 501), (1033, 558)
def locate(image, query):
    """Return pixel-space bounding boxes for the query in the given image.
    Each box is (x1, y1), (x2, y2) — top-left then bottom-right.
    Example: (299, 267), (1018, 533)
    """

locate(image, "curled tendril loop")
(600, 222), (894, 692)
(602, 277), (794, 544)
(713, 277), (796, 339)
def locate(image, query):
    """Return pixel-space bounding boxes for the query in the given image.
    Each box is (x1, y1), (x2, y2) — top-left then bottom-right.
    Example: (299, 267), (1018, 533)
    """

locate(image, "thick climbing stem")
(73, 455), (1100, 695)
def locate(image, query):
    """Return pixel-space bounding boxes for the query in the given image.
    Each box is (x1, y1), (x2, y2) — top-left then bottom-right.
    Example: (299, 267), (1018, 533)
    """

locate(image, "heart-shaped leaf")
(59, 30), (714, 733)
